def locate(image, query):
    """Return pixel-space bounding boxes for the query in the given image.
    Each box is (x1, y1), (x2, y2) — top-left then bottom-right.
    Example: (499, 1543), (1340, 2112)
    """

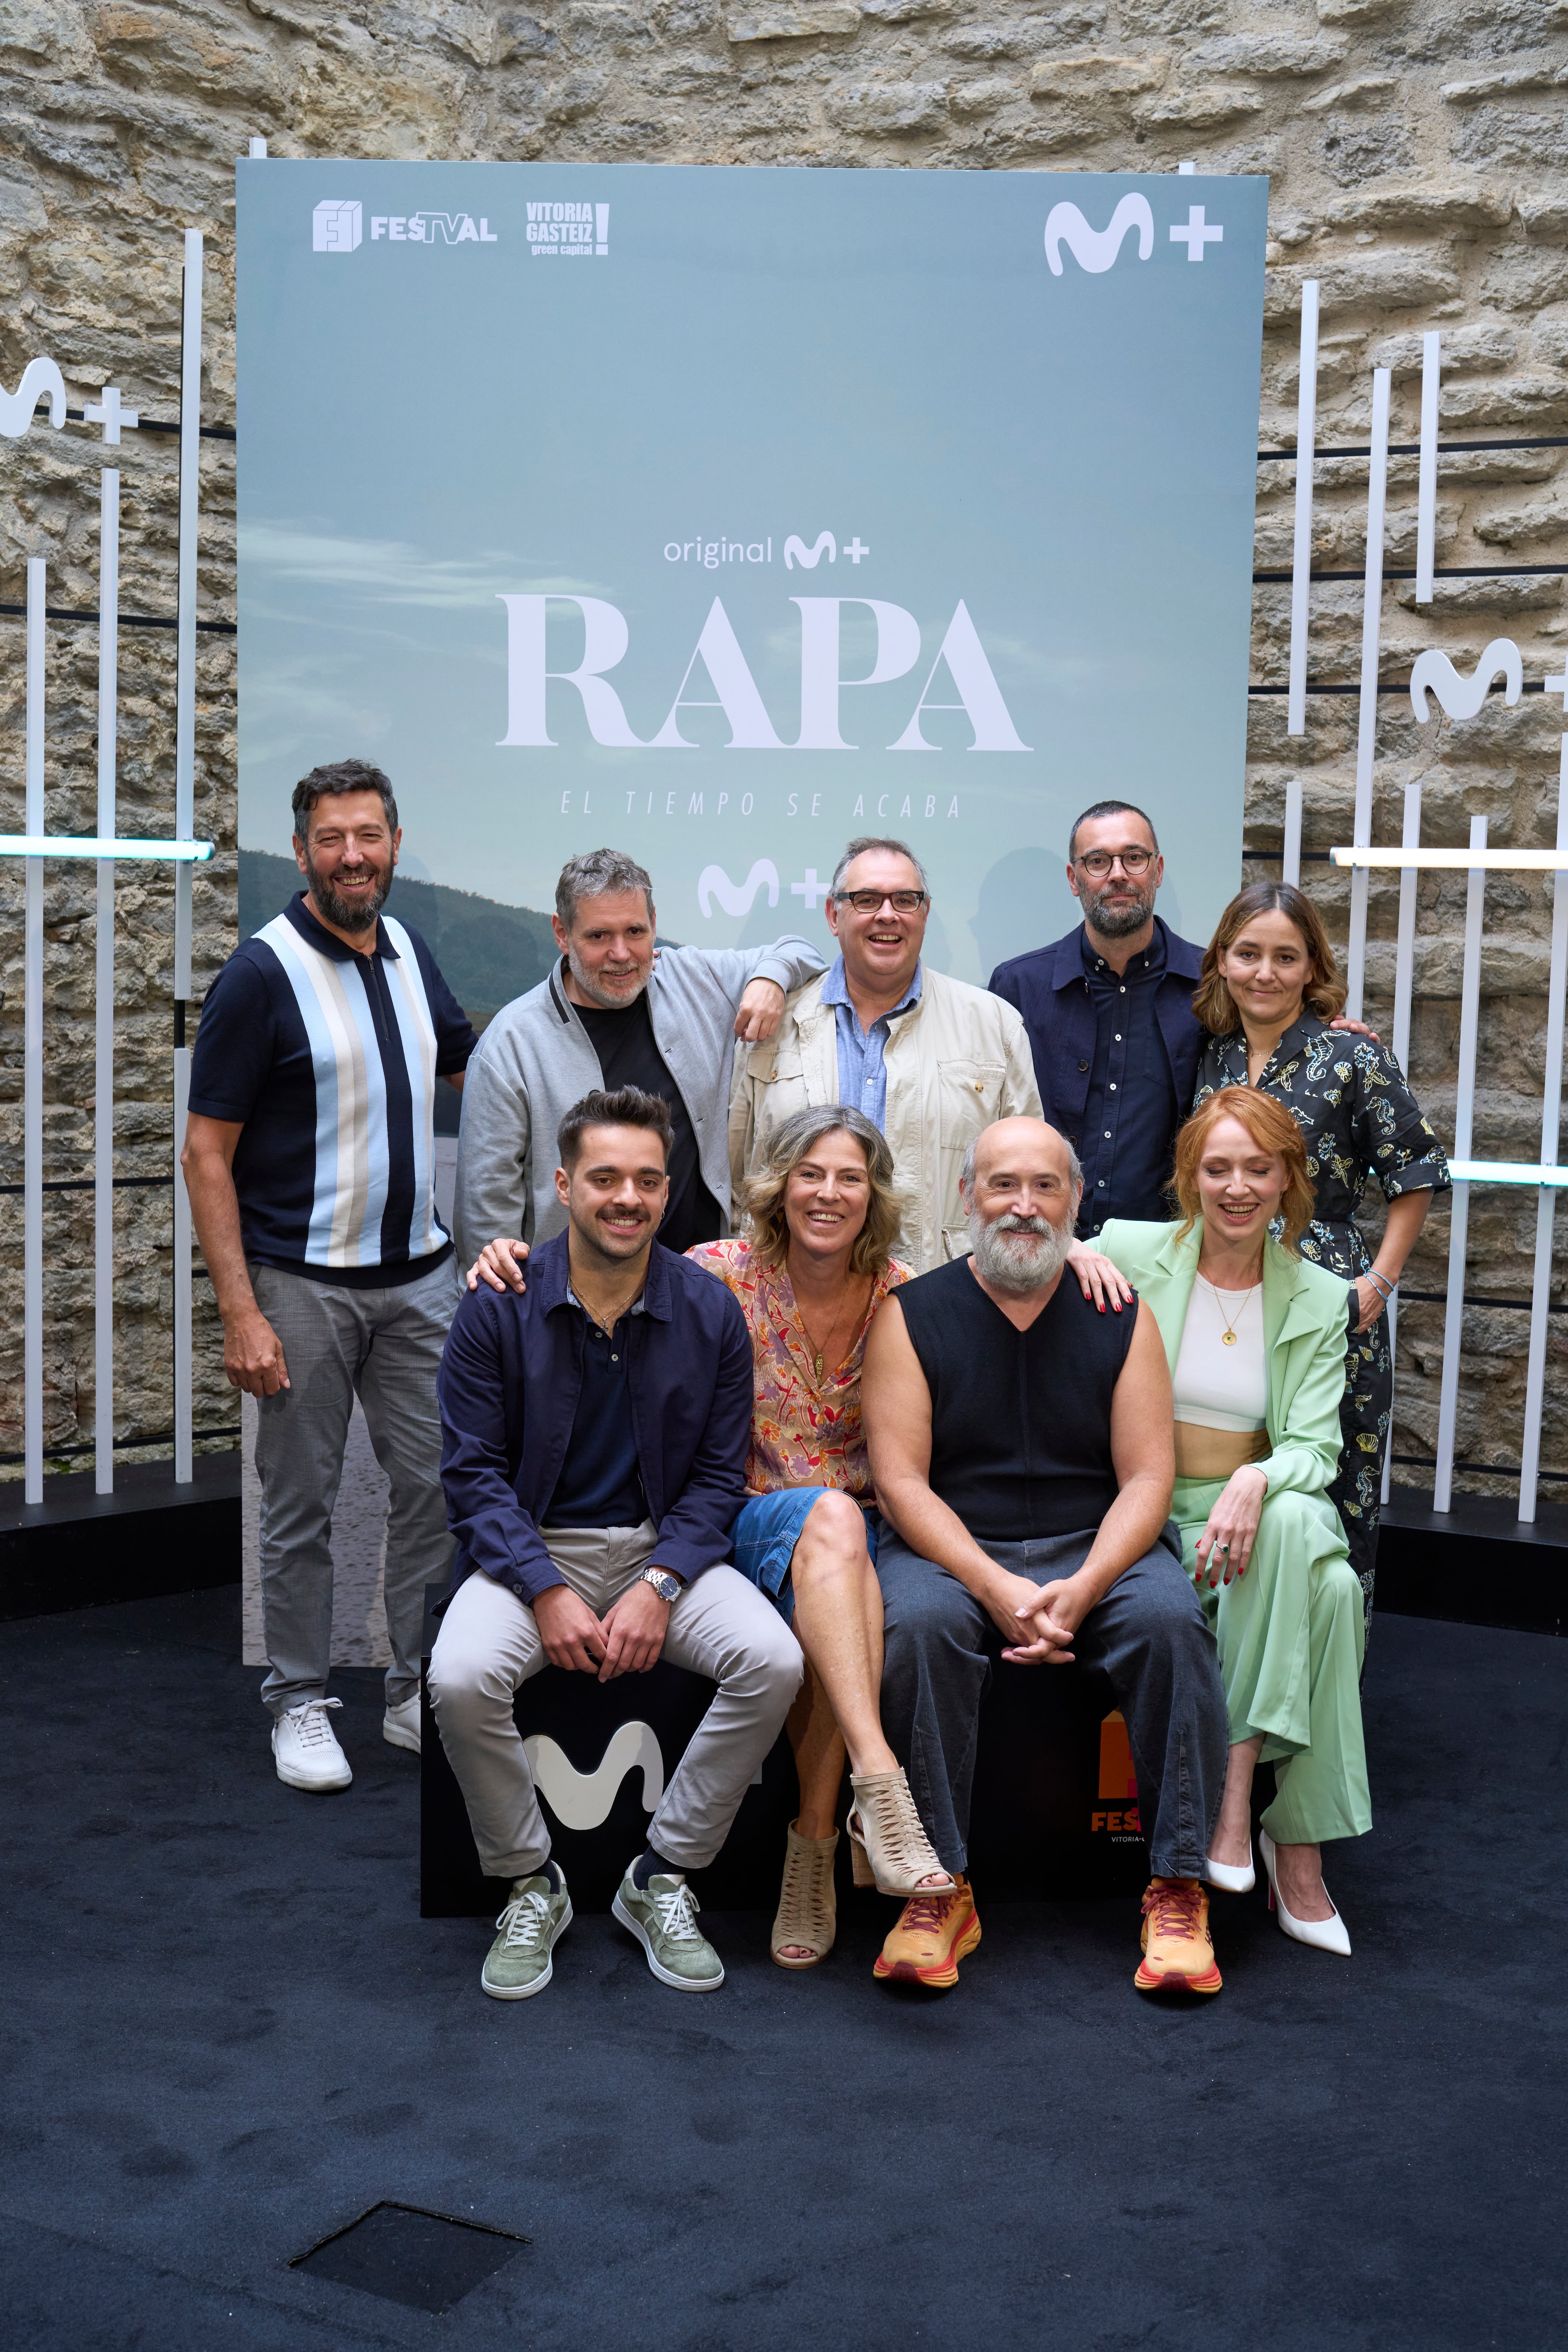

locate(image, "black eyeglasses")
(834, 889), (928, 914)
(1075, 848), (1154, 879)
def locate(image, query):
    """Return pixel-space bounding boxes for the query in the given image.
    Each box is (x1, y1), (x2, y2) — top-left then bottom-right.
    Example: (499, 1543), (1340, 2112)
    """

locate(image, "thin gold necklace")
(794, 1276), (871, 1380)
(577, 1280), (644, 1337)
(1198, 1272), (1259, 1347)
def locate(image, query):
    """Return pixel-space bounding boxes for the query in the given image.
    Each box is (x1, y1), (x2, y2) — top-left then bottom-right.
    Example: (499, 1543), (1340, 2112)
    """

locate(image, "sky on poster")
(236, 162), (1266, 983)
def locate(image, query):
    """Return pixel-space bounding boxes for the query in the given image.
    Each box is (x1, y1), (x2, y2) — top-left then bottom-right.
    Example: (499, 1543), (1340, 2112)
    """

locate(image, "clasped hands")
(990, 1569), (1094, 1666)
(532, 1577), (673, 1680)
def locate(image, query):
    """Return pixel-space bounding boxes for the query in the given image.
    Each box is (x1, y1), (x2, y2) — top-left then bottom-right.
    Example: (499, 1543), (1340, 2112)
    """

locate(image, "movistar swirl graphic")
(697, 858), (781, 919)
(524, 1721), (665, 1830)
(0, 356), (66, 437)
(1044, 195), (1155, 277)
(1409, 640), (1523, 722)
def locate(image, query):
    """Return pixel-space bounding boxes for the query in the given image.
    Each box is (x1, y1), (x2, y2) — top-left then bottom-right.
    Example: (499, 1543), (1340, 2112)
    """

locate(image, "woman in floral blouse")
(1192, 882), (1450, 1616)
(689, 1104), (951, 1970)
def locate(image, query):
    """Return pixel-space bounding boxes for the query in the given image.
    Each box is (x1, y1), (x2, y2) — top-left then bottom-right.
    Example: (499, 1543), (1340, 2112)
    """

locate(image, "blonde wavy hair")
(1192, 881), (1347, 1035)
(742, 1106), (906, 1277)
(1172, 1089), (1316, 1257)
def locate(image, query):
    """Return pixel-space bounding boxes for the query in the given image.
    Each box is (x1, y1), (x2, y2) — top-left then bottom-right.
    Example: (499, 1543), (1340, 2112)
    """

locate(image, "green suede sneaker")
(612, 1866), (725, 1992)
(481, 1874), (573, 2001)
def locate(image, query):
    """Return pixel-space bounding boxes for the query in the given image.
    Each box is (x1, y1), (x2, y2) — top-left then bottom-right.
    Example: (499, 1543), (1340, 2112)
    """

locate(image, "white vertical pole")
(1519, 750), (1568, 1522)
(1391, 781), (1423, 1083)
(1346, 367), (1391, 1022)
(1282, 777), (1303, 888)
(1287, 281), (1320, 740)
(173, 230), (203, 1486)
(24, 560), (45, 1507)
(1416, 331), (1440, 606)
(1433, 812), (1486, 1514)
(1382, 778), (1423, 1507)
(95, 468), (119, 1494)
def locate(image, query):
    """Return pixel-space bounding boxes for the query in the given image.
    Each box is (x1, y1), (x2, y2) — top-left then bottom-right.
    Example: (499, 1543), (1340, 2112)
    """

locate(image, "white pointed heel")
(1259, 1830), (1351, 1955)
(1203, 1842), (1255, 1894)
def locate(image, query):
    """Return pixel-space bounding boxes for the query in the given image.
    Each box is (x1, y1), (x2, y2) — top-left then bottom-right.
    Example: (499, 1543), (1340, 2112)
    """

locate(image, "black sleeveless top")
(896, 1257), (1137, 1542)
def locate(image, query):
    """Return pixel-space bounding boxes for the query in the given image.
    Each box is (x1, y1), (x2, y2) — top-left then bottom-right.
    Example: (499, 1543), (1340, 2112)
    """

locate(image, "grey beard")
(968, 1209), (1073, 1296)
(1082, 884), (1155, 940)
(306, 859), (392, 934)
(566, 945), (650, 1009)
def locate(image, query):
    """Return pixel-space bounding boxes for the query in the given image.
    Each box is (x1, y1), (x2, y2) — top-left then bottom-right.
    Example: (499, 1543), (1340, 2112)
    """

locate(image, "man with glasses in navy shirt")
(989, 800), (1375, 1244)
(989, 803), (1201, 1242)
(183, 760), (477, 1794)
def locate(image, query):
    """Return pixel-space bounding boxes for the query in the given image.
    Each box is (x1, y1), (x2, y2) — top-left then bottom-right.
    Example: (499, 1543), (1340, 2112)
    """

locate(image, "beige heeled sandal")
(771, 1821), (839, 1970)
(847, 1768), (954, 1897)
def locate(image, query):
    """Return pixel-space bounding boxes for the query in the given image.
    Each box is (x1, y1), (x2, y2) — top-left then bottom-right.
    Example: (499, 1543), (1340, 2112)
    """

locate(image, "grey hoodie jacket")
(453, 935), (826, 1264)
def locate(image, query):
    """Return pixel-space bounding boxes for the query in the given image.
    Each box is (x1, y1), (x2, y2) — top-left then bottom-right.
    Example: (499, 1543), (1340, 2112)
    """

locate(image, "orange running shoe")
(1135, 1876), (1223, 1995)
(873, 1875), (981, 1988)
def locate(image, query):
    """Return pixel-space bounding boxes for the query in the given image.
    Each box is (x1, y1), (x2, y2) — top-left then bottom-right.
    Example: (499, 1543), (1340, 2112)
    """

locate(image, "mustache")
(993, 1213), (1053, 1237)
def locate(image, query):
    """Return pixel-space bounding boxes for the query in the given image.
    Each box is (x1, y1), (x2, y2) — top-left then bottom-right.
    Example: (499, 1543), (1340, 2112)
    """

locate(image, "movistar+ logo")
(1045, 193), (1224, 276)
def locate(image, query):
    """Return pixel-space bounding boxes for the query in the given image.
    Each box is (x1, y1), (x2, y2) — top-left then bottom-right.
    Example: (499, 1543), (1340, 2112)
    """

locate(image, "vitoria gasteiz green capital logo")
(242, 162), (1266, 977)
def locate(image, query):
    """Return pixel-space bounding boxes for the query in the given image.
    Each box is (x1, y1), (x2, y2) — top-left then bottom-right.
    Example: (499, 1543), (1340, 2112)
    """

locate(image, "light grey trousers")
(251, 1255), (459, 1717)
(428, 1522), (803, 1881)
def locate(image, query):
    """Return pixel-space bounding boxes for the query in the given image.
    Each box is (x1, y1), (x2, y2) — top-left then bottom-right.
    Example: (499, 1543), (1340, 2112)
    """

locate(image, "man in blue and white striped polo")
(184, 760), (478, 1793)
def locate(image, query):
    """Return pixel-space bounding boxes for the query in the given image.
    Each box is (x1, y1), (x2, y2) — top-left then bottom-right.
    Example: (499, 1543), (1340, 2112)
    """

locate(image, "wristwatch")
(639, 1567), (681, 1604)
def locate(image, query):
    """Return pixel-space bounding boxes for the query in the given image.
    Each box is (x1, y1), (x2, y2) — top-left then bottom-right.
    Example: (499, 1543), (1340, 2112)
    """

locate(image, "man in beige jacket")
(729, 838), (1041, 1272)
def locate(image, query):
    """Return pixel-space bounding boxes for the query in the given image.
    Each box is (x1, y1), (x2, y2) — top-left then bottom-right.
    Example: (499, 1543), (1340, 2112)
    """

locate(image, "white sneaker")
(272, 1698), (353, 1792)
(383, 1695), (421, 1755)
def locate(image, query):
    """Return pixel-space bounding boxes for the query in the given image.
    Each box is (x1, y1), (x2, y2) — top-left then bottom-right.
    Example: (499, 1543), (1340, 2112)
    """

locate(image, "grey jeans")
(428, 1523), (803, 1881)
(251, 1255), (459, 1716)
(876, 1523), (1229, 1881)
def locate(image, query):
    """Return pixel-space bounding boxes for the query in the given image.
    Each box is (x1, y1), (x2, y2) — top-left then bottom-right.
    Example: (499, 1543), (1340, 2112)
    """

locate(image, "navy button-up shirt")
(988, 917), (1206, 1237)
(1077, 925), (1179, 1237)
(437, 1231), (753, 1603)
(543, 1291), (649, 1530)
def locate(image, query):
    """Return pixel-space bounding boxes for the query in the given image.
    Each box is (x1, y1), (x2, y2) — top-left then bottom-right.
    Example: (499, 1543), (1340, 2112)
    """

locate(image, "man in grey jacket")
(454, 848), (825, 1265)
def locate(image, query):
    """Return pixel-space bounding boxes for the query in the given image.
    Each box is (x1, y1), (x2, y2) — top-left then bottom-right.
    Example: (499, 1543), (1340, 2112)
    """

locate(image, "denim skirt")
(729, 1487), (879, 1626)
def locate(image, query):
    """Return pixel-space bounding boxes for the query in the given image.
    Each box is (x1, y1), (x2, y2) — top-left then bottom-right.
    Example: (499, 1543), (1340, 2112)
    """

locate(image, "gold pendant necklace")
(1201, 1273), (1256, 1346)
(796, 1279), (871, 1384)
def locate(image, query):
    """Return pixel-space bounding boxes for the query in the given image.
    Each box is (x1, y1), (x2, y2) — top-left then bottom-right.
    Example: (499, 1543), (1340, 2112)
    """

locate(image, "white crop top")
(1173, 1278), (1268, 1432)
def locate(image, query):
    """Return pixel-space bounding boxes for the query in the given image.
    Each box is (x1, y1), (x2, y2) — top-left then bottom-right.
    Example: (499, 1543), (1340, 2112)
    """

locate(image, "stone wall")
(2, 0), (1566, 1494)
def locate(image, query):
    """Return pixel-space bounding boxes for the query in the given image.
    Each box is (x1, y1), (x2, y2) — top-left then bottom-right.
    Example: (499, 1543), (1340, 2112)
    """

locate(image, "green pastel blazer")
(1098, 1218), (1352, 1498)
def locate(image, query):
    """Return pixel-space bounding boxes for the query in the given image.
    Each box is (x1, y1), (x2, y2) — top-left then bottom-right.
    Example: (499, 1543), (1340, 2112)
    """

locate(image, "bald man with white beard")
(860, 1117), (1230, 1997)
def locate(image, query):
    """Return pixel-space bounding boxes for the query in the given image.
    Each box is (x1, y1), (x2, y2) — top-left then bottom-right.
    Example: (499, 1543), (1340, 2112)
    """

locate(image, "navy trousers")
(875, 1523), (1229, 1880)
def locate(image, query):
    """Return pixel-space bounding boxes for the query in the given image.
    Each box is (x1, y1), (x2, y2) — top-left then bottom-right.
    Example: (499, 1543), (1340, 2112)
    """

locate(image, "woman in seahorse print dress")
(1191, 883), (1449, 1618)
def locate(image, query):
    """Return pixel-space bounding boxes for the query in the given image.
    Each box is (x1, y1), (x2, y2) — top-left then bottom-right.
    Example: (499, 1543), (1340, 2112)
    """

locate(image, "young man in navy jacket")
(430, 1086), (801, 2002)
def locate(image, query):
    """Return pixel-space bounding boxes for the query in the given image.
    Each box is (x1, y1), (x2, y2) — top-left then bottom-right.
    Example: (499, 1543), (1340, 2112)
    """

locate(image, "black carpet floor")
(0, 1588), (1561, 2352)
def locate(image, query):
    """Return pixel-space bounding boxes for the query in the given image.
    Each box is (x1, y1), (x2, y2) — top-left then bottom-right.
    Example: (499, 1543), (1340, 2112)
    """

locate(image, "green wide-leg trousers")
(1173, 1476), (1372, 1848)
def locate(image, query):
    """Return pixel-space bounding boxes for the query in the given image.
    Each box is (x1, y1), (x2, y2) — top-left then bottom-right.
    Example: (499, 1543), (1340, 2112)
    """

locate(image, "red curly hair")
(1172, 1089), (1316, 1256)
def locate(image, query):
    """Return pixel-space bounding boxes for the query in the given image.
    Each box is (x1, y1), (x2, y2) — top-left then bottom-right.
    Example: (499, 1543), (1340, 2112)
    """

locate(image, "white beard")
(968, 1209), (1073, 1297)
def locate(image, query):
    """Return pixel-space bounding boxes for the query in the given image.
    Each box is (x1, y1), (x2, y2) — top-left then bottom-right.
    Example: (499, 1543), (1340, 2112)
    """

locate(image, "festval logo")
(311, 199), (362, 254)
(1092, 1709), (1142, 1836)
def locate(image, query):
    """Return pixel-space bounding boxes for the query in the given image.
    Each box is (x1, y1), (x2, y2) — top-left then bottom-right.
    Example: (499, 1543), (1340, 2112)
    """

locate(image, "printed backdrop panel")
(237, 162), (1266, 982)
